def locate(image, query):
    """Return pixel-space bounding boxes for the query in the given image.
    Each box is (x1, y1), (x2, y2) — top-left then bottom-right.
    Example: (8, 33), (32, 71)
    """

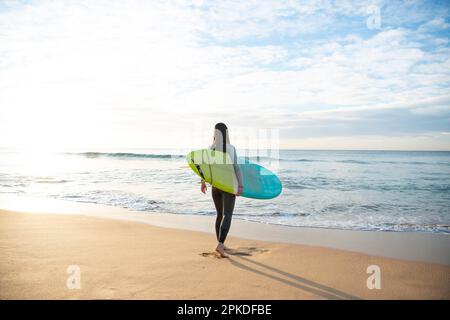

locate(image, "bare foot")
(215, 243), (228, 258)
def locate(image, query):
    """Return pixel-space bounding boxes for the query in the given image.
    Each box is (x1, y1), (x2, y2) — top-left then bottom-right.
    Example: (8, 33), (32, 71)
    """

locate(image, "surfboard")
(186, 149), (282, 199)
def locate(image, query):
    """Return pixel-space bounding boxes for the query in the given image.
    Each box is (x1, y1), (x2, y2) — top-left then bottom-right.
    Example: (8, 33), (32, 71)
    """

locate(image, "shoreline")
(1, 194), (450, 266)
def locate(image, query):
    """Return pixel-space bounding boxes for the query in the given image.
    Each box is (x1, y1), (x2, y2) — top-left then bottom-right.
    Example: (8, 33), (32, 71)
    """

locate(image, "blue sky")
(0, 0), (449, 150)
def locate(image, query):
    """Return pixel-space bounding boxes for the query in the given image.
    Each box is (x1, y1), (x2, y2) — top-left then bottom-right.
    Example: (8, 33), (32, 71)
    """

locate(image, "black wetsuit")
(212, 186), (236, 243)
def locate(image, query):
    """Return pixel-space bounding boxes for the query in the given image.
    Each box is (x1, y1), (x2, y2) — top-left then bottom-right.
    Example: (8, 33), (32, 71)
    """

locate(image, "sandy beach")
(0, 199), (449, 300)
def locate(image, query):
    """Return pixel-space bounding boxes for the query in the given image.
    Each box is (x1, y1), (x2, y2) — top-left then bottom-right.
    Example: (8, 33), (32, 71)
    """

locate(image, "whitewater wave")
(68, 152), (185, 159)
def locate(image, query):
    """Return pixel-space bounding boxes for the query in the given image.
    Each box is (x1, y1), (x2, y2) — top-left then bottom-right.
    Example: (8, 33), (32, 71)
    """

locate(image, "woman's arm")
(233, 151), (243, 196)
(200, 179), (207, 194)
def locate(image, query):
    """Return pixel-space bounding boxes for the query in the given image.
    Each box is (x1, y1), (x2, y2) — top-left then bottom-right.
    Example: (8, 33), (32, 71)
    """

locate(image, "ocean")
(0, 149), (449, 234)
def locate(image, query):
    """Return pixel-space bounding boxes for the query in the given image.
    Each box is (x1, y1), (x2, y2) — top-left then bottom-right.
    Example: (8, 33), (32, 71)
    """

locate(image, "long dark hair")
(214, 122), (228, 153)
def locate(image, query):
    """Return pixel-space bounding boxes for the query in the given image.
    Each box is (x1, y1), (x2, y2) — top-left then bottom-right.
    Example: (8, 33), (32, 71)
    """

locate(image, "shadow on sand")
(226, 249), (361, 300)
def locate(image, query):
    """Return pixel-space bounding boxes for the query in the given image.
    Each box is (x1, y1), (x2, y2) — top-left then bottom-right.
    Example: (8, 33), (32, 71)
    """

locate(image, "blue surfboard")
(187, 149), (282, 199)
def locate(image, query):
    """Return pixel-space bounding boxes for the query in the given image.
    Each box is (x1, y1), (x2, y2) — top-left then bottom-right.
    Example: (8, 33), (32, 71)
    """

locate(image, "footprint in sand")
(200, 252), (223, 259)
(200, 247), (269, 258)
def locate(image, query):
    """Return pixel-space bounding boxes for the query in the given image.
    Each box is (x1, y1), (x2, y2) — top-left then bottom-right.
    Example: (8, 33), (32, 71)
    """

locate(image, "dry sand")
(0, 209), (449, 299)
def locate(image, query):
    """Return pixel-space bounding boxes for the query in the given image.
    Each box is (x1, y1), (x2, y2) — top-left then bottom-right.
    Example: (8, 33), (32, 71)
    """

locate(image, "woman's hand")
(201, 180), (207, 194)
(237, 185), (243, 196)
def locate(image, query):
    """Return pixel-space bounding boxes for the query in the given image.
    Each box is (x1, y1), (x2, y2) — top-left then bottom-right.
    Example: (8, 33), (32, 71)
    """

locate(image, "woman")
(201, 123), (243, 258)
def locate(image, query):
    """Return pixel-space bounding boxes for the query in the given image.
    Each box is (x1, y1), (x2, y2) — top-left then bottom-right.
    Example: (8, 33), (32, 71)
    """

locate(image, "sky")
(0, 0), (449, 151)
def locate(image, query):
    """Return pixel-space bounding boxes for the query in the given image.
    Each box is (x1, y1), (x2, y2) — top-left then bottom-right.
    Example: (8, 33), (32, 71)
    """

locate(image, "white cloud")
(0, 0), (449, 150)
(418, 17), (450, 32)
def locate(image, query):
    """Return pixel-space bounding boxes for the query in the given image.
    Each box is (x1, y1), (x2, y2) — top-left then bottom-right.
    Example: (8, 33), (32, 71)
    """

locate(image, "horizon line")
(1, 147), (449, 153)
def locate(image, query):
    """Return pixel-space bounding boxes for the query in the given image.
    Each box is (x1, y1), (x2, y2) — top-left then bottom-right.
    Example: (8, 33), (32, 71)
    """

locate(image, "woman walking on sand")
(200, 123), (243, 258)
